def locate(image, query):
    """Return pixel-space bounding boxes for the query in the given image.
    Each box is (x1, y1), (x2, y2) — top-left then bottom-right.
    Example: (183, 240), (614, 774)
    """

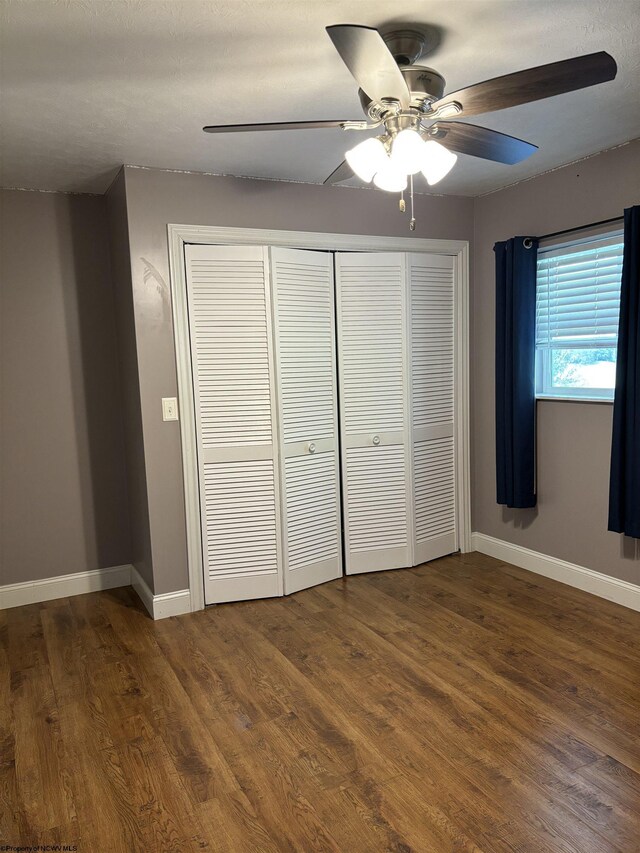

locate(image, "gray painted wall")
(0, 188), (131, 585)
(472, 140), (640, 585)
(105, 171), (154, 591)
(120, 166), (475, 593)
(7, 143), (634, 597)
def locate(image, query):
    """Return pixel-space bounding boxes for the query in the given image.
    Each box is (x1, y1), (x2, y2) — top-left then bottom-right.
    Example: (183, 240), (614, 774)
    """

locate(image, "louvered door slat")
(344, 446), (408, 556)
(409, 253), (457, 564)
(186, 244), (282, 604)
(271, 247), (342, 594)
(284, 453), (340, 565)
(336, 252), (412, 574)
(188, 250), (272, 448)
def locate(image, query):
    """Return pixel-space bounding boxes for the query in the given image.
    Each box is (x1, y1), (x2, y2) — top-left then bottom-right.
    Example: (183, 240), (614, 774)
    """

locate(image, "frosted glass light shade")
(373, 161), (408, 192)
(420, 140), (457, 185)
(390, 128), (426, 175)
(345, 137), (388, 182)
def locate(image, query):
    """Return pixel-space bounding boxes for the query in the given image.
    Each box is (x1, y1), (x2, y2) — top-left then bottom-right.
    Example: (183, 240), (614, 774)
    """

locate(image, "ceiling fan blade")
(431, 51), (617, 117)
(430, 121), (538, 164)
(326, 24), (411, 108)
(203, 120), (355, 133)
(323, 160), (354, 185)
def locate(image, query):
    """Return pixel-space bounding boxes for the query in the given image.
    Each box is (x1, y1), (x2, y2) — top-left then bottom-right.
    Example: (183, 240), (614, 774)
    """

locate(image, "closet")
(184, 243), (458, 605)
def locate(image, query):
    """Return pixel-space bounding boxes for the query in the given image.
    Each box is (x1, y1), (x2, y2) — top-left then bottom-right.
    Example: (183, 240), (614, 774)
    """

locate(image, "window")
(535, 229), (624, 400)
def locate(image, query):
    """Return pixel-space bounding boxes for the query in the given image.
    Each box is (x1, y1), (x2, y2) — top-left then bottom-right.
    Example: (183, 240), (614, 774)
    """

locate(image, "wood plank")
(2, 554), (640, 851)
(10, 664), (76, 835)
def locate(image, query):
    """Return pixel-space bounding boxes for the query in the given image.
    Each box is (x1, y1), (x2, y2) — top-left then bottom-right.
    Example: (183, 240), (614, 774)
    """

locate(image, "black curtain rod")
(538, 215), (623, 242)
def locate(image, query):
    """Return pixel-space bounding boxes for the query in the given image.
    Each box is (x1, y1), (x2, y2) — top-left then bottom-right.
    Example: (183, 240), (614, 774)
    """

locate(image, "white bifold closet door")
(185, 243), (341, 604)
(336, 251), (457, 575)
(185, 244), (283, 604)
(270, 247), (342, 594)
(409, 253), (457, 563)
(335, 252), (412, 574)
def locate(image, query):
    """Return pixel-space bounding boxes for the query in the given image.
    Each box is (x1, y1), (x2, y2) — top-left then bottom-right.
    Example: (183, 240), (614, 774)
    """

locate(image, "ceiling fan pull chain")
(409, 174), (416, 231)
(399, 190), (406, 213)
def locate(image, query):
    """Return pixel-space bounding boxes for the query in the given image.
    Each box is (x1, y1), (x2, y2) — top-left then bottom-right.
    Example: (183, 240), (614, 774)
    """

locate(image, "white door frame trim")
(167, 223), (471, 613)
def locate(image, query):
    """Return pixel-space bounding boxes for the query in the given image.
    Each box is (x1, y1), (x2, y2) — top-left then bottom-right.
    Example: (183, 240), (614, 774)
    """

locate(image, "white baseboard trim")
(0, 564), (133, 611)
(472, 532), (640, 613)
(130, 566), (191, 620)
(0, 563), (192, 620)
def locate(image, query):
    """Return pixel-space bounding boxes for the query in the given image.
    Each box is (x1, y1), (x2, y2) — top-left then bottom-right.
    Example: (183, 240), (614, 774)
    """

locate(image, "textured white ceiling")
(1, 0), (639, 195)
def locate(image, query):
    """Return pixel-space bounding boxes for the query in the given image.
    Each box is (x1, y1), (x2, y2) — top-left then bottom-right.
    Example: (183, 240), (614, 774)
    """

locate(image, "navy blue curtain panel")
(495, 236), (539, 508)
(609, 205), (640, 537)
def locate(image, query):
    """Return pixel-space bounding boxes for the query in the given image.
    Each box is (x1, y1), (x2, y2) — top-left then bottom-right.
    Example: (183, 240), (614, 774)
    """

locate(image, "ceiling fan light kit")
(348, 128), (458, 194)
(373, 160), (408, 193)
(421, 140), (458, 186)
(345, 137), (388, 182)
(203, 24), (617, 231)
(392, 128), (431, 175)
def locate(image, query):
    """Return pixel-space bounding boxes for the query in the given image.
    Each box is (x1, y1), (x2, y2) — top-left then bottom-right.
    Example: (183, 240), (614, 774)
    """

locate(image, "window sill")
(536, 394), (614, 404)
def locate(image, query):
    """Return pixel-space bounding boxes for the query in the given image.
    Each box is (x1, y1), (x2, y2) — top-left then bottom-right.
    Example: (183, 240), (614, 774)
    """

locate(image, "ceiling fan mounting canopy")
(381, 29), (429, 66)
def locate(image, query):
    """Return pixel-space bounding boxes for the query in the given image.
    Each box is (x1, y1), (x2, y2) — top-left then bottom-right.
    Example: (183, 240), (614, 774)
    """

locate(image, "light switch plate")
(162, 397), (179, 421)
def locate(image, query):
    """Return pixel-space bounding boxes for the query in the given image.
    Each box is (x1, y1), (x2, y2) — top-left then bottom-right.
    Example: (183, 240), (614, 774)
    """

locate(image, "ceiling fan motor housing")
(358, 66), (446, 118)
(401, 66), (446, 102)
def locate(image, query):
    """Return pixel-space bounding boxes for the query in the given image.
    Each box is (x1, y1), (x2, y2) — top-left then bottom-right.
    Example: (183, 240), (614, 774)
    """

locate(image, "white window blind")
(536, 233), (624, 350)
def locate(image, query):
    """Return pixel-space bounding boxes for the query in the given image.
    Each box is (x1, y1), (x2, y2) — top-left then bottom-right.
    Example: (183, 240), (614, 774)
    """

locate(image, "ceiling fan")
(203, 24), (617, 219)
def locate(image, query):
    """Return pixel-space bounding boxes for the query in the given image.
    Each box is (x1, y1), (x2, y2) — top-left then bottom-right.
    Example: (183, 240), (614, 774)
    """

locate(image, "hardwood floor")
(2, 552), (640, 852)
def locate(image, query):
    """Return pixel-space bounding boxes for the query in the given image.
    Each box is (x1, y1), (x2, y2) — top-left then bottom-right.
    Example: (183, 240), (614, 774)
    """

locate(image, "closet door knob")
(372, 435), (380, 446)
(308, 442), (316, 454)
